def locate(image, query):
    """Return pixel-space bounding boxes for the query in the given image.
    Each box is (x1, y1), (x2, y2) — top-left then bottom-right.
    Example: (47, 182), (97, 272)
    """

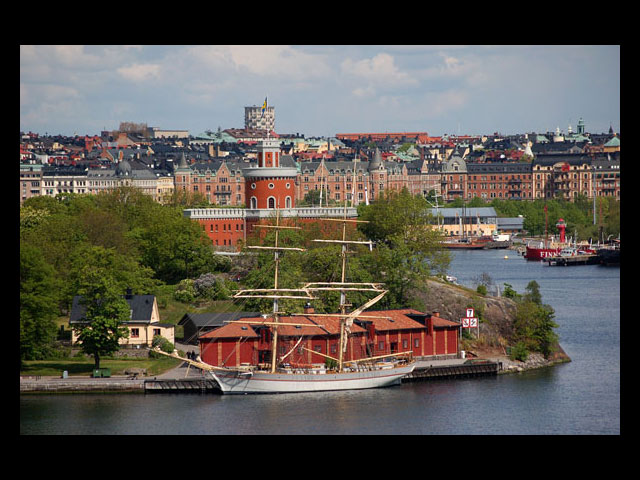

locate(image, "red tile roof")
(431, 314), (459, 328)
(198, 309), (459, 340)
(199, 321), (259, 339)
(275, 315), (329, 337)
(360, 309), (426, 331)
(302, 315), (367, 335)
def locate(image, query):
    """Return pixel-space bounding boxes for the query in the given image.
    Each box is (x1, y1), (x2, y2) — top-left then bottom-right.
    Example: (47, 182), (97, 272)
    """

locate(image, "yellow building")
(69, 292), (175, 348)
(428, 207), (498, 237)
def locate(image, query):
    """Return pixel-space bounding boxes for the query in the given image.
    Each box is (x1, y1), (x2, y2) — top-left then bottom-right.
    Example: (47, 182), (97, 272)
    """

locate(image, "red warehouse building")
(198, 311), (369, 368)
(198, 308), (460, 368)
(355, 309), (460, 359)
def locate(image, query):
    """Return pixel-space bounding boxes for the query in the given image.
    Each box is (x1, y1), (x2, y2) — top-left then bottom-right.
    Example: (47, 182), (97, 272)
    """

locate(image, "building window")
(285, 196), (291, 208)
(131, 328), (139, 338)
(250, 197), (257, 209)
(268, 196), (276, 209)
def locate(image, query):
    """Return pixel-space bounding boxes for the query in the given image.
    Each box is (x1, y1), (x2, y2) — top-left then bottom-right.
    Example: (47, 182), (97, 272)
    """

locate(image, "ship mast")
(233, 205), (387, 374)
(304, 200), (385, 372)
(233, 209), (313, 373)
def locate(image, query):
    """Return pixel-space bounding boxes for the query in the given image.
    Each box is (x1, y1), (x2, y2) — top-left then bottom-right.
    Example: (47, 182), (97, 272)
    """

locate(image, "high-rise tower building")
(245, 100), (275, 131)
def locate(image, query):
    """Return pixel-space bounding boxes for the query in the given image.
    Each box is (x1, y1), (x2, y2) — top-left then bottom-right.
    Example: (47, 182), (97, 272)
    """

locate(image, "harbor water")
(20, 249), (620, 435)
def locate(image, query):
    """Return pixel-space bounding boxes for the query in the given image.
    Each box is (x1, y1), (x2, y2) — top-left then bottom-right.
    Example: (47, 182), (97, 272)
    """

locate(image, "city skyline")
(20, 45), (620, 138)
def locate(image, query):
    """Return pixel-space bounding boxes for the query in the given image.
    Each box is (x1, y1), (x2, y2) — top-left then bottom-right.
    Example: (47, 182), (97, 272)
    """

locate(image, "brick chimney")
(426, 312), (435, 336)
(304, 302), (314, 314)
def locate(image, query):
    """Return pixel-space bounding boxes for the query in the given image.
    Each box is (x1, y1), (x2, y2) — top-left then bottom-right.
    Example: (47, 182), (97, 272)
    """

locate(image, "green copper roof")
(604, 135), (620, 147)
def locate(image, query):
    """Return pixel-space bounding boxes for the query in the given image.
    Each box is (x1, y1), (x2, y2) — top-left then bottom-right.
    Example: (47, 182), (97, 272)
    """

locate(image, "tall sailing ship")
(155, 206), (416, 394)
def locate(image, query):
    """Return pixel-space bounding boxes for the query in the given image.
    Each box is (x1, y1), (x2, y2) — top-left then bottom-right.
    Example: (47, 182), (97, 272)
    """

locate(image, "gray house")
(178, 312), (263, 344)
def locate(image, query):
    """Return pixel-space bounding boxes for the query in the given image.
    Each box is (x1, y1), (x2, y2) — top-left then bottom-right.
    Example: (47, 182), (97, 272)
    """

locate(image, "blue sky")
(20, 45), (620, 138)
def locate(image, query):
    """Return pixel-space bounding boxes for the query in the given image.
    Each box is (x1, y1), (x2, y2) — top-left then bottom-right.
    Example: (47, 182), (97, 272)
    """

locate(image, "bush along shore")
(413, 277), (571, 374)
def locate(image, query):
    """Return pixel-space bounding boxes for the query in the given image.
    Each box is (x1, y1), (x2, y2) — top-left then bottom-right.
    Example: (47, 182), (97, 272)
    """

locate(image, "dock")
(144, 377), (220, 393)
(21, 359), (501, 394)
(546, 254), (599, 266)
(20, 376), (145, 393)
(403, 359), (500, 382)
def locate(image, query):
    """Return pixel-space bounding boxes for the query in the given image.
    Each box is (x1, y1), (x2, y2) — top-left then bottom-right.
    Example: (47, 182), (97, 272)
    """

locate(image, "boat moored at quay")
(524, 215), (596, 260)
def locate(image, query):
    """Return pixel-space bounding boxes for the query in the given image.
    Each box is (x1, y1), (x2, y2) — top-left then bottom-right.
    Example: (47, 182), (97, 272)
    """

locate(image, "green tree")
(72, 270), (130, 369)
(238, 225), (306, 313)
(136, 205), (223, 283)
(68, 245), (158, 302)
(524, 280), (542, 305)
(502, 283), (520, 300)
(298, 189), (321, 206)
(20, 245), (60, 361)
(356, 188), (450, 308)
(511, 282), (559, 359)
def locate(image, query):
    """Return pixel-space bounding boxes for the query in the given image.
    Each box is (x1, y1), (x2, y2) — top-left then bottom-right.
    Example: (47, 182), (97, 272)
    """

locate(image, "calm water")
(20, 249), (620, 435)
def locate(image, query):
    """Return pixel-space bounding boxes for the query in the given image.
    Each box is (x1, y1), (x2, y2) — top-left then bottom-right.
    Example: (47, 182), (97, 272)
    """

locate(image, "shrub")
(502, 283), (520, 300)
(193, 272), (231, 300)
(151, 335), (174, 354)
(510, 341), (529, 362)
(173, 279), (196, 303)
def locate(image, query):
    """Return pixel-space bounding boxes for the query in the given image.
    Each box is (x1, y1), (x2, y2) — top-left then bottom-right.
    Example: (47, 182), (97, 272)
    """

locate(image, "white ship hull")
(209, 363), (416, 394)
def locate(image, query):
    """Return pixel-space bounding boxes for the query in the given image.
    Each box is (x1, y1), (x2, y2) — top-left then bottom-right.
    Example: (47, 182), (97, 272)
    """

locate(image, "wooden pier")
(144, 377), (220, 393)
(403, 360), (500, 382)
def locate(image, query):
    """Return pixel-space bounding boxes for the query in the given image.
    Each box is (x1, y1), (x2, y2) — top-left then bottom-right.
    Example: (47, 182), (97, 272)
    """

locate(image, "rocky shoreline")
(412, 277), (572, 373)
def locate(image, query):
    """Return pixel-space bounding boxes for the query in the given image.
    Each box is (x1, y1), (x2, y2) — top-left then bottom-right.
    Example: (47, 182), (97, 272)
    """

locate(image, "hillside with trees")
(19, 187), (231, 362)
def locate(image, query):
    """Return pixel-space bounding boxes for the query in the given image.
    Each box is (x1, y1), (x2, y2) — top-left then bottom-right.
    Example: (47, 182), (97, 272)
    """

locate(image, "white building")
(245, 105), (275, 131)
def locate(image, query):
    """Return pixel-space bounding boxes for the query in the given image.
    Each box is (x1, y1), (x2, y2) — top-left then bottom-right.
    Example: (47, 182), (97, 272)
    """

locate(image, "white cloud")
(352, 85), (375, 97)
(117, 63), (161, 83)
(341, 53), (415, 85)
(227, 45), (330, 79)
(340, 52), (418, 99)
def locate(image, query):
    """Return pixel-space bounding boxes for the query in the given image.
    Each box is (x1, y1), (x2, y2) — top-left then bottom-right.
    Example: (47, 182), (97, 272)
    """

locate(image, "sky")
(20, 45), (620, 139)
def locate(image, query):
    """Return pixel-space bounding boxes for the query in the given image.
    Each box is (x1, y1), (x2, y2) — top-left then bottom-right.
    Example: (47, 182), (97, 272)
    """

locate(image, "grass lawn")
(20, 356), (182, 377)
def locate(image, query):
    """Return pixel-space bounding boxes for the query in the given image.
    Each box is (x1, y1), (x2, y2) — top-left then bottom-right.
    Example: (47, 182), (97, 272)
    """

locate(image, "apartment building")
(20, 164), (43, 204)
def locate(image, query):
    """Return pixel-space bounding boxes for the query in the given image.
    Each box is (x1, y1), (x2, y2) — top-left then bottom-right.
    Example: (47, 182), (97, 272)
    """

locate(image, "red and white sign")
(461, 308), (478, 328)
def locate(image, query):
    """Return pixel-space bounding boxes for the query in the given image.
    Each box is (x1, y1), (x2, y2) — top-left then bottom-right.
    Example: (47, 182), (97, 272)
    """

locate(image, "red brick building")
(198, 308), (460, 368)
(360, 309), (460, 358)
(244, 138), (297, 209)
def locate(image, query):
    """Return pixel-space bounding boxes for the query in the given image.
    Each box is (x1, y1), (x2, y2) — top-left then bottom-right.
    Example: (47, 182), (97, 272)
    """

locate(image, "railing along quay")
(144, 377), (220, 393)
